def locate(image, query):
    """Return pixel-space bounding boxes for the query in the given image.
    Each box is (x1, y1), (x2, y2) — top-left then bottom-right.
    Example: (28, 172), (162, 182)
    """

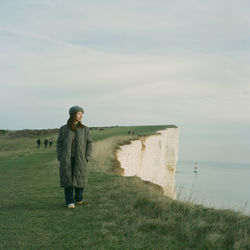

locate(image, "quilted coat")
(56, 124), (93, 188)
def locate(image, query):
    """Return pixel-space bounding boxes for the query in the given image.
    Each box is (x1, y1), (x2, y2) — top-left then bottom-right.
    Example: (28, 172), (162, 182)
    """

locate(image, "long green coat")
(56, 124), (93, 188)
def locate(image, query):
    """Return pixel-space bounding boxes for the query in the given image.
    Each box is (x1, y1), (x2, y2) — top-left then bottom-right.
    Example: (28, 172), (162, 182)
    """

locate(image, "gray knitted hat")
(69, 105), (84, 115)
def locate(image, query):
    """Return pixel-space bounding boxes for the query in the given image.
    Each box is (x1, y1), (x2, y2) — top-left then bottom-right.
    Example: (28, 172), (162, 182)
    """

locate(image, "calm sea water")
(175, 160), (250, 215)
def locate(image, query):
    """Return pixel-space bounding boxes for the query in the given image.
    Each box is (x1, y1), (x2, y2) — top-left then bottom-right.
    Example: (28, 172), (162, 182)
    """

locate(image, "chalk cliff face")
(116, 128), (179, 198)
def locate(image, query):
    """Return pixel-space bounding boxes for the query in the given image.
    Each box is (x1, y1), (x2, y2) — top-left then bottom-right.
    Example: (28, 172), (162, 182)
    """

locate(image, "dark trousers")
(64, 186), (83, 205)
(64, 157), (84, 205)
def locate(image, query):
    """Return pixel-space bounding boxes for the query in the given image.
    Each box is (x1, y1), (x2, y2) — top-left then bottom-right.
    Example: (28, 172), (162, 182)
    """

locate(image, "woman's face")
(75, 112), (83, 122)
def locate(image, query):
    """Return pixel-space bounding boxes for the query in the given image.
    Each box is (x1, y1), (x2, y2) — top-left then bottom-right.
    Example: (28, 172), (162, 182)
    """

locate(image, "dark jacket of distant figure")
(56, 124), (93, 188)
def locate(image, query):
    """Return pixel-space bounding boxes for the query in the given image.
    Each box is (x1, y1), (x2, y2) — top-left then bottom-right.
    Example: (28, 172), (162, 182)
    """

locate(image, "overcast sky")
(0, 0), (250, 164)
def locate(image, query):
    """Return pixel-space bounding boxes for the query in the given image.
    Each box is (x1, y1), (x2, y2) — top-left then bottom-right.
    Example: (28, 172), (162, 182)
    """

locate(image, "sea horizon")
(176, 160), (250, 215)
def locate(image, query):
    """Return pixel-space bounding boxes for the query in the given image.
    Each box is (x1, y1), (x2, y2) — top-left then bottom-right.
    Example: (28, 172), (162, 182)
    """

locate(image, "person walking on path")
(44, 138), (48, 149)
(37, 138), (41, 148)
(49, 138), (53, 148)
(56, 105), (93, 209)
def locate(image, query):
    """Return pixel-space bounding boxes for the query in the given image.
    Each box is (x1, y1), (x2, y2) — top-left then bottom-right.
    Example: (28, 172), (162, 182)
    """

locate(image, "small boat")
(194, 162), (198, 173)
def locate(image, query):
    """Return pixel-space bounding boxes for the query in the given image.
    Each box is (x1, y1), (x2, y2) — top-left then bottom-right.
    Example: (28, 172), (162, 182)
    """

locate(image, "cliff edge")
(116, 128), (179, 198)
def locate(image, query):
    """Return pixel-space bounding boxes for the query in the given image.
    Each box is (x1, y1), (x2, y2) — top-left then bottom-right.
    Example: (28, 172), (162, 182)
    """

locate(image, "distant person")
(37, 138), (41, 148)
(56, 105), (93, 209)
(49, 138), (53, 148)
(44, 139), (48, 149)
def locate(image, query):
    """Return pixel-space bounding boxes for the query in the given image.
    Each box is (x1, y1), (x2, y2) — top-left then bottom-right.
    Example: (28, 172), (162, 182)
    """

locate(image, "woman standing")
(56, 106), (93, 209)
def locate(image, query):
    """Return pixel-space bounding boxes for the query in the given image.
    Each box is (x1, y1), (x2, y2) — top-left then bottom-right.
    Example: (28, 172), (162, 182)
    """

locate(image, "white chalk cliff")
(116, 128), (179, 198)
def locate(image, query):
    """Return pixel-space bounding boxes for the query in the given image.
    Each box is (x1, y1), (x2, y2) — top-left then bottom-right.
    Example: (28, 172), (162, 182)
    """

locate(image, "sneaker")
(68, 203), (75, 209)
(76, 200), (83, 205)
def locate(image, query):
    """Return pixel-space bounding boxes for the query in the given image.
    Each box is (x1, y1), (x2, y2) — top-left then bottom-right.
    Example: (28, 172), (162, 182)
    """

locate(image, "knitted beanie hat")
(69, 105), (84, 115)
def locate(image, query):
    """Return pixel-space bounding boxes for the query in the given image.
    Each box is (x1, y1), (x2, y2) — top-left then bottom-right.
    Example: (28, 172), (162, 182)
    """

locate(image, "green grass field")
(0, 125), (249, 250)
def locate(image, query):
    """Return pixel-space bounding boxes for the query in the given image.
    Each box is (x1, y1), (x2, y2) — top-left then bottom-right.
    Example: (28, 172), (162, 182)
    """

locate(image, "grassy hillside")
(0, 125), (249, 250)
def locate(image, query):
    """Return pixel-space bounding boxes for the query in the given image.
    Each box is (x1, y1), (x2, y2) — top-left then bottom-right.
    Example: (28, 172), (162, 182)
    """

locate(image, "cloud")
(1, 0), (250, 54)
(1, 37), (249, 127)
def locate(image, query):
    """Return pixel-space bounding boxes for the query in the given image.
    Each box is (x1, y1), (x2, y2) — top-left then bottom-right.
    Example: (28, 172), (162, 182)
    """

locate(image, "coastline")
(113, 128), (179, 198)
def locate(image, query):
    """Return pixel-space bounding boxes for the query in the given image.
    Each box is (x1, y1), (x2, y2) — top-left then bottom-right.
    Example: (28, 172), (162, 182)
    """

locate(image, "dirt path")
(90, 135), (135, 172)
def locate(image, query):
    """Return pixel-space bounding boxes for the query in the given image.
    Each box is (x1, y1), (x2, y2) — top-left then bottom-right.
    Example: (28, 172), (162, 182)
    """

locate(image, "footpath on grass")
(0, 125), (249, 249)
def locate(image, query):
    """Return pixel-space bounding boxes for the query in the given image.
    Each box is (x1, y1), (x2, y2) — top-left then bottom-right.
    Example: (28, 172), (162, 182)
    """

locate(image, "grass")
(90, 124), (177, 141)
(0, 125), (249, 250)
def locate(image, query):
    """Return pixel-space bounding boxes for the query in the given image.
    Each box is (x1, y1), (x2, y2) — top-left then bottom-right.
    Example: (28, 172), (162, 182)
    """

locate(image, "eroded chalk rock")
(116, 128), (179, 198)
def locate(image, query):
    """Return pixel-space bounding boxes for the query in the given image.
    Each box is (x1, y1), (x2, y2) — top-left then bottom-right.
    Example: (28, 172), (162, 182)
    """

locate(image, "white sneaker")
(68, 203), (75, 209)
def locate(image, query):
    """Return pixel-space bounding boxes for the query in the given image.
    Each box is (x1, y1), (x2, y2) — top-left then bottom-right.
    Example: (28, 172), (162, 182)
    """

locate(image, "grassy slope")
(0, 125), (249, 250)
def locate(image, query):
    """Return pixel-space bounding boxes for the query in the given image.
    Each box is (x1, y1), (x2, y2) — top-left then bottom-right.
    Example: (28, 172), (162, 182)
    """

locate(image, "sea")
(175, 160), (250, 215)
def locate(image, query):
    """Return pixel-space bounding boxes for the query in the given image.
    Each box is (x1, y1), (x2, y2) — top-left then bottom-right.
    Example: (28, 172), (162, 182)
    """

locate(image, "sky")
(0, 0), (250, 164)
